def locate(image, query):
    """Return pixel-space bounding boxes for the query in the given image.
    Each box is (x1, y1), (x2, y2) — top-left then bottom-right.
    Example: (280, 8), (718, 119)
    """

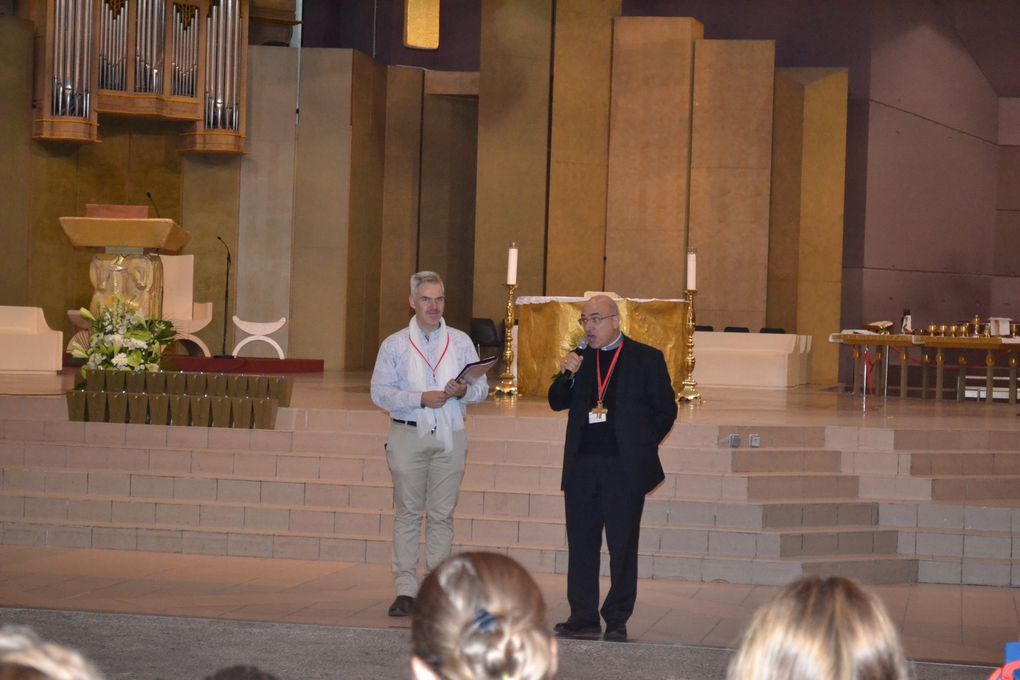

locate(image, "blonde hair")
(411, 552), (555, 680)
(727, 576), (909, 680)
(0, 626), (105, 680)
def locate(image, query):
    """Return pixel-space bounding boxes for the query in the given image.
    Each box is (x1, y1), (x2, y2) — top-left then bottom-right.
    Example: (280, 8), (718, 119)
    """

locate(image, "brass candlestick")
(494, 283), (518, 398)
(677, 289), (701, 403)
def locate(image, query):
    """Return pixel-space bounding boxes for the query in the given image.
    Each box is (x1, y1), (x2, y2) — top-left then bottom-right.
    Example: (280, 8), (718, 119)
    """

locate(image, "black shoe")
(388, 595), (414, 617)
(603, 624), (627, 642)
(553, 617), (601, 639)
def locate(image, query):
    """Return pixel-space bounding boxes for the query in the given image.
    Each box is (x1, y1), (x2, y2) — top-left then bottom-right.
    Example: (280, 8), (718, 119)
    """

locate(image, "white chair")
(232, 316), (287, 359)
(160, 254), (213, 357)
(66, 309), (91, 353)
(0, 307), (63, 373)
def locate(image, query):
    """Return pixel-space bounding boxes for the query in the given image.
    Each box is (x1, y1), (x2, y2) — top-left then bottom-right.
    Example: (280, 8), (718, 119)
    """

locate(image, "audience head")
(204, 665), (280, 680)
(411, 552), (556, 680)
(727, 576), (909, 680)
(0, 626), (105, 680)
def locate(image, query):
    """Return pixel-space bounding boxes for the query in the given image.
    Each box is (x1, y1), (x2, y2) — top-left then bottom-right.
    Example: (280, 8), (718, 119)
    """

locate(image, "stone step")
(0, 488), (902, 563)
(0, 517), (920, 586)
(929, 476), (1020, 501)
(665, 472), (859, 501)
(0, 487), (887, 531)
(910, 452), (1020, 475)
(877, 501), (1020, 530)
(647, 499), (880, 529)
(917, 556), (1017, 586)
(645, 551), (917, 586)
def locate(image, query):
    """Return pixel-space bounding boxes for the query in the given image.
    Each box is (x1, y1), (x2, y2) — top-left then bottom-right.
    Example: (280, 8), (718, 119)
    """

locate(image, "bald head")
(580, 295), (621, 349)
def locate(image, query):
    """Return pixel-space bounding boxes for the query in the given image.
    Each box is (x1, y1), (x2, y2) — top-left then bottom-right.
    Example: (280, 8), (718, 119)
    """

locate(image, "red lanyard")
(595, 341), (623, 406)
(408, 333), (451, 381)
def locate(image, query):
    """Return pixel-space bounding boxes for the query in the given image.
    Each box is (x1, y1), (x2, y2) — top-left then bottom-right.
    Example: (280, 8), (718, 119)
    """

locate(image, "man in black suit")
(548, 294), (678, 643)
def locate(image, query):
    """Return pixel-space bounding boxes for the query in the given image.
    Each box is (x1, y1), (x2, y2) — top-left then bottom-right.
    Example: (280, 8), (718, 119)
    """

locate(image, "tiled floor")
(0, 544), (1014, 666)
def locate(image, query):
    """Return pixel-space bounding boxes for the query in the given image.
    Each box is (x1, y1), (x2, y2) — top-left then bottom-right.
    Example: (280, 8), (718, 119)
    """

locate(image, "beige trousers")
(385, 422), (467, 597)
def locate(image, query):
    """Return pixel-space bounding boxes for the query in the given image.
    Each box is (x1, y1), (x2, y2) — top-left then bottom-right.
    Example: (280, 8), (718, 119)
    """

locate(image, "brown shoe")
(388, 595), (414, 617)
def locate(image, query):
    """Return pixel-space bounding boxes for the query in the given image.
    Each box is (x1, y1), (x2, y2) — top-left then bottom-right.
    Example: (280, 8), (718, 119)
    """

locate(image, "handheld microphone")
(145, 191), (161, 218)
(562, 339), (588, 379)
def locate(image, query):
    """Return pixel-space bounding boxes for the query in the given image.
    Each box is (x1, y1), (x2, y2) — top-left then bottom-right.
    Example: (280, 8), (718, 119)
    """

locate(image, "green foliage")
(69, 297), (176, 377)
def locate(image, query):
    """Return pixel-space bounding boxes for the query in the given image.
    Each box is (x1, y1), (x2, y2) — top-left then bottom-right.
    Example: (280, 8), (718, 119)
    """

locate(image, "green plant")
(70, 298), (176, 376)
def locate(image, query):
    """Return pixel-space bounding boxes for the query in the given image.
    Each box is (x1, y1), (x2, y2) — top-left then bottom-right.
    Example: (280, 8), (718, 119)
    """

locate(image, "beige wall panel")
(690, 168), (772, 330)
(237, 46), (299, 357)
(766, 71), (804, 336)
(76, 122), (131, 208)
(344, 51), (388, 370)
(474, 0), (552, 323)
(379, 66), (424, 339)
(767, 68), (847, 384)
(689, 40), (774, 330)
(419, 95), (478, 334)
(180, 155), (241, 353)
(29, 143), (86, 338)
(605, 17), (703, 299)
(290, 49), (352, 369)
(546, 0), (618, 296)
(0, 18), (34, 306)
(798, 69), (847, 383)
(547, 162), (611, 295)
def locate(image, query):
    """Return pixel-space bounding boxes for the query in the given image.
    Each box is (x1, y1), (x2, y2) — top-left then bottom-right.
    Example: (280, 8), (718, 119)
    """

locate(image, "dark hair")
(204, 666), (279, 680)
(412, 552), (555, 680)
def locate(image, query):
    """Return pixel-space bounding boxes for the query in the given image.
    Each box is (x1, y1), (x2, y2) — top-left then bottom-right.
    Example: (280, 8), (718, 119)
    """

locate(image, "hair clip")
(472, 608), (497, 632)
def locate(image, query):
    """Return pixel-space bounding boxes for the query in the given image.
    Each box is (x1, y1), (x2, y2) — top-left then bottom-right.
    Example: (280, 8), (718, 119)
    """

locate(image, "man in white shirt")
(370, 271), (489, 617)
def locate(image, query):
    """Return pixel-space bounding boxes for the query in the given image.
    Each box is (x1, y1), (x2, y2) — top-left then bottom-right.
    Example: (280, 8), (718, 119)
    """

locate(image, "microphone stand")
(215, 236), (233, 358)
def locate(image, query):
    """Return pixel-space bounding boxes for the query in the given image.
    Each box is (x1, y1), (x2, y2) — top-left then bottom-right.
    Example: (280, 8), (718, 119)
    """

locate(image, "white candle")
(686, 252), (697, 291)
(506, 245), (519, 286)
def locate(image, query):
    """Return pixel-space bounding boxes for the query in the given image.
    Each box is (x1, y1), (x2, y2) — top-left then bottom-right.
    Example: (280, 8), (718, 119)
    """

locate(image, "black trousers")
(563, 454), (645, 627)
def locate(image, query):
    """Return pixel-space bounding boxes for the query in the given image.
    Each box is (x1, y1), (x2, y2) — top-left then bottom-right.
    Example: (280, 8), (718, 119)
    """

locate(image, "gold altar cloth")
(516, 298), (688, 397)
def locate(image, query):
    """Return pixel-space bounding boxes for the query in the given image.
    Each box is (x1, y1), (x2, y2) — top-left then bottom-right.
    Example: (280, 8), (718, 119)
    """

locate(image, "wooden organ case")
(27, 0), (249, 154)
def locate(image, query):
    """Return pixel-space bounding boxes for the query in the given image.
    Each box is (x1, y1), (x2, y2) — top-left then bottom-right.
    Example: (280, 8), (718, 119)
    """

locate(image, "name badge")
(588, 410), (607, 424)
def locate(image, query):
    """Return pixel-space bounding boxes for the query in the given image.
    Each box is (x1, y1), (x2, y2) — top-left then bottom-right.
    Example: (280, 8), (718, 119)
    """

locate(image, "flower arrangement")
(70, 297), (176, 375)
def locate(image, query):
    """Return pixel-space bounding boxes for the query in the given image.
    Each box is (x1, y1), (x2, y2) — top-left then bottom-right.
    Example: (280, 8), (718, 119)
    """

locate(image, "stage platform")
(1, 370), (1019, 663)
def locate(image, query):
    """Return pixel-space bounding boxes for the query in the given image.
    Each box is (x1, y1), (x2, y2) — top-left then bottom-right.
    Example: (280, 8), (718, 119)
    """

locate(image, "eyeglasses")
(578, 314), (617, 327)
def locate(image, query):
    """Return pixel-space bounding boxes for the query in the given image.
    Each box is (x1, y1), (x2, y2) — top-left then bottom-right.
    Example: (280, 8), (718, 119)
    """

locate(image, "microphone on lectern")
(145, 192), (161, 218)
(215, 236), (233, 359)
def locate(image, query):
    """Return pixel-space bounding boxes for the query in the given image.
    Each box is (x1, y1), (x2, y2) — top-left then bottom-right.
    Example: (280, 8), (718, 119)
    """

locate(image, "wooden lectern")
(59, 204), (189, 319)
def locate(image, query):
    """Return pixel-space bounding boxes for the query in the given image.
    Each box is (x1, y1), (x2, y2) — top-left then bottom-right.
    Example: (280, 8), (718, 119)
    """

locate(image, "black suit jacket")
(548, 334), (678, 495)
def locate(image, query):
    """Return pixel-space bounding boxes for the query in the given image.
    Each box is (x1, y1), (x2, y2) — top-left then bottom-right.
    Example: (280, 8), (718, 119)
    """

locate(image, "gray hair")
(410, 271), (444, 298)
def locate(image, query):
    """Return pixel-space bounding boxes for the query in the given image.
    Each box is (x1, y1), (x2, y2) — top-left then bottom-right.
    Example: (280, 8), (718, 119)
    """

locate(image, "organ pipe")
(33, 0), (248, 153)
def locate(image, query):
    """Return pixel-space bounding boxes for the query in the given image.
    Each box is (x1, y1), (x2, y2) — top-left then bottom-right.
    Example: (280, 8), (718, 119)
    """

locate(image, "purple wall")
(301, 0), (480, 71)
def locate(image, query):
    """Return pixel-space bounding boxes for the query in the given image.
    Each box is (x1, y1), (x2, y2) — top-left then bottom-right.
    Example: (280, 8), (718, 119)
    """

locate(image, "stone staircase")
(1, 395), (1017, 586)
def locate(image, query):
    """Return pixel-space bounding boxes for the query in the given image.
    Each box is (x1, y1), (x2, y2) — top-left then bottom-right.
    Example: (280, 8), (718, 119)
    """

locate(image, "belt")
(392, 418), (417, 427)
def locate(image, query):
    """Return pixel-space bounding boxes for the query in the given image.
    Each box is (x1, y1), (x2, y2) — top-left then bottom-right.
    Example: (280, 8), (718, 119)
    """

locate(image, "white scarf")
(407, 317), (465, 452)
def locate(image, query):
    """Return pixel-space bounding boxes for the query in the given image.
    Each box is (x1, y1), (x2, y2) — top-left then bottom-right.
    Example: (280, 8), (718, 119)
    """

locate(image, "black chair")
(694, 324), (714, 332)
(469, 318), (502, 359)
(723, 326), (750, 333)
(760, 327), (786, 334)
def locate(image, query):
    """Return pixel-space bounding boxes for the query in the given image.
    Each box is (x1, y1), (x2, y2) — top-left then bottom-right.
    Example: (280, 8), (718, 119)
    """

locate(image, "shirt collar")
(419, 326), (442, 342)
(601, 333), (623, 351)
